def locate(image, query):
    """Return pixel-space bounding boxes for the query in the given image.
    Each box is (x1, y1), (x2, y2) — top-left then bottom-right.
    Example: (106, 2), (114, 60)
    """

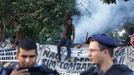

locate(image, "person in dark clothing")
(57, 10), (75, 62)
(1, 39), (59, 75)
(80, 34), (134, 75)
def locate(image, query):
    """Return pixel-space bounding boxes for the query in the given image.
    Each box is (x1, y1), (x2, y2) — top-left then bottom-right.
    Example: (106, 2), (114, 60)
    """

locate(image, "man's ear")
(103, 49), (109, 56)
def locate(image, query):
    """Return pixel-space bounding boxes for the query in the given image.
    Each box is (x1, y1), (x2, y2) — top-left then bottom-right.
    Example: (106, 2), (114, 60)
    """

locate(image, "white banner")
(37, 45), (91, 75)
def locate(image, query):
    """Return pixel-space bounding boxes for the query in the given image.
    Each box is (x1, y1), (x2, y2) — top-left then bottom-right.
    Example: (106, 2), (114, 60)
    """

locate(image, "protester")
(57, 10), (75, 61)
(1, 39), (59, 75)
(80, 34), (134, 75)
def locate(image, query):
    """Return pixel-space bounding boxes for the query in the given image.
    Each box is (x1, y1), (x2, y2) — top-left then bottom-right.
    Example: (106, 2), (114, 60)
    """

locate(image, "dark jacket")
(80, 64), (134, 75)
(0, 63), (59, 75)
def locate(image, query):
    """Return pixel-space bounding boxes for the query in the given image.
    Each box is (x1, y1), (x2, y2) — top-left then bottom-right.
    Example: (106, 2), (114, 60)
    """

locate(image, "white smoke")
(73, 0), (134, 43)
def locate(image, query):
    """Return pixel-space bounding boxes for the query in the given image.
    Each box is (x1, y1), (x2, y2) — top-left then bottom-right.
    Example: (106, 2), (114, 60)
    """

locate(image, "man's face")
(17, 48), (37, 68)
(88, 41), (105, 65)
(130, 34), (134, 47)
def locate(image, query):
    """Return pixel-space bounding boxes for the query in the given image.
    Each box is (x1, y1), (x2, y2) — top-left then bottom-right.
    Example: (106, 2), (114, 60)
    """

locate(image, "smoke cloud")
(73, 0), (134, 43)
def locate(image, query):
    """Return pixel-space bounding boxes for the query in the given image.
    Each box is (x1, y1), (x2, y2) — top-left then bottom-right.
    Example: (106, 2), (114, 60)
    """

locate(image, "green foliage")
(0, 0), (75, 44)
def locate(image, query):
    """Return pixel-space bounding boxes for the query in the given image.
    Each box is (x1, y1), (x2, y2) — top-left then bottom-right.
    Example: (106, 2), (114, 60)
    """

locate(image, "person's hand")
(10, 65), (30, 75)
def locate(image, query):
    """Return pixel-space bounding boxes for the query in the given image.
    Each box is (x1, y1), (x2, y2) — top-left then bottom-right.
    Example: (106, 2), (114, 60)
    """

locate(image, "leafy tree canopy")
(0, 0), (75, 44)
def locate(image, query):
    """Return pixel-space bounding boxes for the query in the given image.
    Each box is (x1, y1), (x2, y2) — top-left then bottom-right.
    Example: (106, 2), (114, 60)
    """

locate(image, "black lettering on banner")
(15, 57), (17, 60)
(42, 58), (48, 64)
(77, 50), (83, 56)
(48, 60), (56, 68)
(81, 63), (87, 70)
(42, 58), (56, 68)
(60, 62), (64, 68)
(76, 63), (81, 70)
(46, 46), (51, 52)
(9, 52), (12, 55)
(43, 50), (50, 57)
(73, 57), (89, 62)
(42, 60), (92, 71)
(0, 53), (4, 56)
(2, 53), (4, 55)
(11, 57), (15, 60)
(14, 52), (16, 55)
(69, 62), (76, 70)
(6, 57), (10, 60)
(80, 58), (85, 62)
(6, 52), (10, 56)
(63, 63), (69, 69)
(85, 58), (89, 62)
(74, 57), (79, 62)
(5, 57), (13, 60)
(49, 52), (57, 60)
(43, 50), (59, 60)
(2, 57), (5, 60)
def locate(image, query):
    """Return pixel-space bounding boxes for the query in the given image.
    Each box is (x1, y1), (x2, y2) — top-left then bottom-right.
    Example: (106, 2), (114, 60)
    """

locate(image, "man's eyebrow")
(21, 55), (36, 57)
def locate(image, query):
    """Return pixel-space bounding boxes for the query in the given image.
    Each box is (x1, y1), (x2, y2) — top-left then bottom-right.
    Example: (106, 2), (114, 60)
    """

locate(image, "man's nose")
(25, 57), (31, 63)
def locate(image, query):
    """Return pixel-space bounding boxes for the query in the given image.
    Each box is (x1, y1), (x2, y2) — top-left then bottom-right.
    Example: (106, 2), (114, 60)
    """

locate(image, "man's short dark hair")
(17, 39), (37, 53)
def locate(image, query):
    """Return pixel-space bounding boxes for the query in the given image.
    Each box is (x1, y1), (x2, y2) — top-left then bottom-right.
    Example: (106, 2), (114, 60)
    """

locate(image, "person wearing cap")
(1, 39), (59, 75)
(80, 34), (134, 75)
